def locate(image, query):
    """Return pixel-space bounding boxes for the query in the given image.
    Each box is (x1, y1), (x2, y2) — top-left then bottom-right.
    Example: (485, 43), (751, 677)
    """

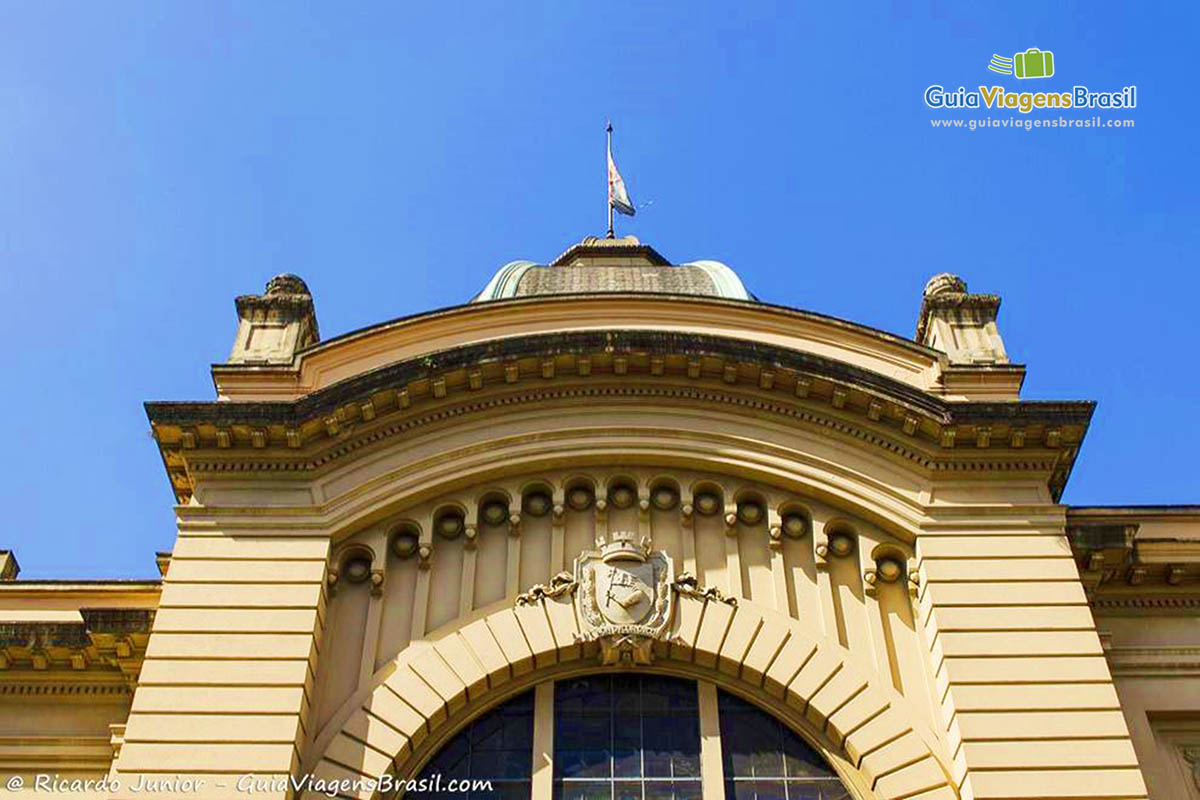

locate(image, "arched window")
(406, 678), (851, 800)
(554, 675), (702, 800)
(718, 691), (850, 800)
(410, 689), (534, 800)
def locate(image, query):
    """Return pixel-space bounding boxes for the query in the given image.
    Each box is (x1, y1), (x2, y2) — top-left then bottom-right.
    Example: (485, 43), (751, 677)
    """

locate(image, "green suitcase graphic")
(1014, 48), (1054, 79)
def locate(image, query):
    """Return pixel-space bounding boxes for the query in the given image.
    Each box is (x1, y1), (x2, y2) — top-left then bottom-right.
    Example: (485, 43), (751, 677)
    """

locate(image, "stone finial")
(915, 272), (1009, 365)
(0, 550), (18, 581)
(264, 273), (310, 295)
(923, 272), (967, 297)
(228, 274), (320, 365)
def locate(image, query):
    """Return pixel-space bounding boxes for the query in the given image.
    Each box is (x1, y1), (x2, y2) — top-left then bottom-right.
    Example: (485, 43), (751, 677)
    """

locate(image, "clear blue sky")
(2, 3), (1196, 578)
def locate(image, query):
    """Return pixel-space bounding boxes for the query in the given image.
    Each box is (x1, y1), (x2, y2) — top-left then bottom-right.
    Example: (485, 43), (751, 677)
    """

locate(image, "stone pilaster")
(918, 509), (1148, 800)
(111, 521), (329, 799)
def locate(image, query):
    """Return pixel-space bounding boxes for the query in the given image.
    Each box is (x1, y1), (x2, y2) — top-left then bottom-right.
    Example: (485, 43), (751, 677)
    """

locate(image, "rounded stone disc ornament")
(567, 487), (594, 511)
(391, 530), (419, 559)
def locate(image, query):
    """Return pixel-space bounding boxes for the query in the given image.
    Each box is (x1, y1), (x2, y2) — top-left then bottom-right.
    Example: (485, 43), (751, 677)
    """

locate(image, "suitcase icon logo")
(988, 48), (1055, 79)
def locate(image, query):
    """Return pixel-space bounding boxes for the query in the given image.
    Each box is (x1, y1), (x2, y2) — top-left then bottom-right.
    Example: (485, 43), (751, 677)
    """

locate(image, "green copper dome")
(472, 236), (754, 303)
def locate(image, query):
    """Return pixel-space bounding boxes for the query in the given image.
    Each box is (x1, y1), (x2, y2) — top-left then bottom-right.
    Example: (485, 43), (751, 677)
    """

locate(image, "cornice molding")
(1092, 594), (1200, 613)
(0, 609), (153, 680)
(1072, 521), (1200, 595)
(1102, 643), (1200, 677)
(148, 331), (1092, 504)
(0, 680), (131, 696)
(172, 385), (1070, 498)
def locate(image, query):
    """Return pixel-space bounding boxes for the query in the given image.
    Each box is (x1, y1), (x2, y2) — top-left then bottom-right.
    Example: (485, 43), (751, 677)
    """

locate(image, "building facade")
(1, 236), (1197, 799)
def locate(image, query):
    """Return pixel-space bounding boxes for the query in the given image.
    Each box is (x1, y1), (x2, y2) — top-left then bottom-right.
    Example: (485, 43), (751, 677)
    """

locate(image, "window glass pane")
(782, 738), (829, 779)
(555, 675), (702, 800)
(558, 780), (613, 800)
(784, 784), (822, 800)
(411, 689), (534, 799)
(754, 780), (788, 800)
(613, 745), (641, 778)
(429, 733), (470, 777)
(727, 780), (755, 800)
(671, 781), (704, 800)
(817, 786), (852, 800)
(560, 748), (611, 779)
(716, 690), (849, 800)
(614, 780), (643, 800)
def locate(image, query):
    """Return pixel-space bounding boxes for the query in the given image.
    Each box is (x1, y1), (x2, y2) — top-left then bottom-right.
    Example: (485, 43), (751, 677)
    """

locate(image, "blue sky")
(2, 2), (1195, 578)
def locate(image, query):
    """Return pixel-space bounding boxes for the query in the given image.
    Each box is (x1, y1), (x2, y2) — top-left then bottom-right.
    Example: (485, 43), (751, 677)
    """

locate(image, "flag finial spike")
(606, 121), (614, 238)
(605, 121), (634, 239)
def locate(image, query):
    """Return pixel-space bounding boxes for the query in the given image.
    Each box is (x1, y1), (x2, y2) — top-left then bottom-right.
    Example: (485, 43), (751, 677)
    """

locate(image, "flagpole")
(606, 121), (614, 239)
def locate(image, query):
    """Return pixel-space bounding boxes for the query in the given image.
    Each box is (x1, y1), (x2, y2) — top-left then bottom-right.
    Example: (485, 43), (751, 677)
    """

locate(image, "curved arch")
(473, 486), (515, 508)
(302, 416), (932, 548)
(430, 504), (468, 541)
(516, 478), (555, 500)
(687, 478), (727, 501)
(333, 542), (377, 567)
(309, 598), (957, 800)
(602, 473), (640, 502)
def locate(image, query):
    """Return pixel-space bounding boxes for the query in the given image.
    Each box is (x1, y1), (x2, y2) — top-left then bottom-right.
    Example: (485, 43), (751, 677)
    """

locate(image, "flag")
(608, 142), (635, 217)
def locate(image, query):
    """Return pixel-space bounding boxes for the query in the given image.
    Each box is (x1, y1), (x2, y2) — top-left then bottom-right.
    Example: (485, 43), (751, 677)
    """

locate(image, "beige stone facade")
(2, 237), (1196, 799)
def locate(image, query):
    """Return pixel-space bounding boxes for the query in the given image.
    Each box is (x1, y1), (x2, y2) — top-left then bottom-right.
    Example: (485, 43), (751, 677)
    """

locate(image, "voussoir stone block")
(409, 645), (468, 714)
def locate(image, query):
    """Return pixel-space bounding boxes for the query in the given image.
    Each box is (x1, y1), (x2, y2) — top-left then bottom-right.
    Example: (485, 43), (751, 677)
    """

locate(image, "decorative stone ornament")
(514, 572), (577, 606)
(650, 485), (678, 510)
(523, 492), (552, 517)
(816, 531), (855, 561)
(737, 501), (764, 525)
(781, 513), (808, 538)
(828, 532), (855, 557)
(326, 545), (376, 594)
(694, 492), (720, 516)
(769, 525), (784, 549)
(228, 273), (319, 365)
(1181, 746), (1200, 790)
(482, 501), (508, 526)
(390, 529), (420, 559)
(672, 572), (736, 606)
(567, 486), (594, 511)
(875, 556), (905, 583)
(515, 532), (735, 666)
(576, 531), (672, 665)
(435, 511), (465, 539)
(609, 484), (636, 509)
(342, 556), (371, 584)
(864, 557), (904, 596)
(915, 271), (1009, 366)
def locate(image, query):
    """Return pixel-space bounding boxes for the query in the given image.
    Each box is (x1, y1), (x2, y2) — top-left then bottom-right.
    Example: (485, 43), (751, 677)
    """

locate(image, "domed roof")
(472, 236), (754, 303)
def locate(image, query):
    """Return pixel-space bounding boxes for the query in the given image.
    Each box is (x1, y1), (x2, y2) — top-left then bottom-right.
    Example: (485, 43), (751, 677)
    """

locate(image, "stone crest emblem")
(576, 531), (672, 664)
(515, 531), (734, 666)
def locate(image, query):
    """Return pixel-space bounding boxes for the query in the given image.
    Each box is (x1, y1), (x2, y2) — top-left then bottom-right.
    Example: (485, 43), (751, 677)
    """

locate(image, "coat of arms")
(575, 532), (672, 663)
(515, 530), (734, 665)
